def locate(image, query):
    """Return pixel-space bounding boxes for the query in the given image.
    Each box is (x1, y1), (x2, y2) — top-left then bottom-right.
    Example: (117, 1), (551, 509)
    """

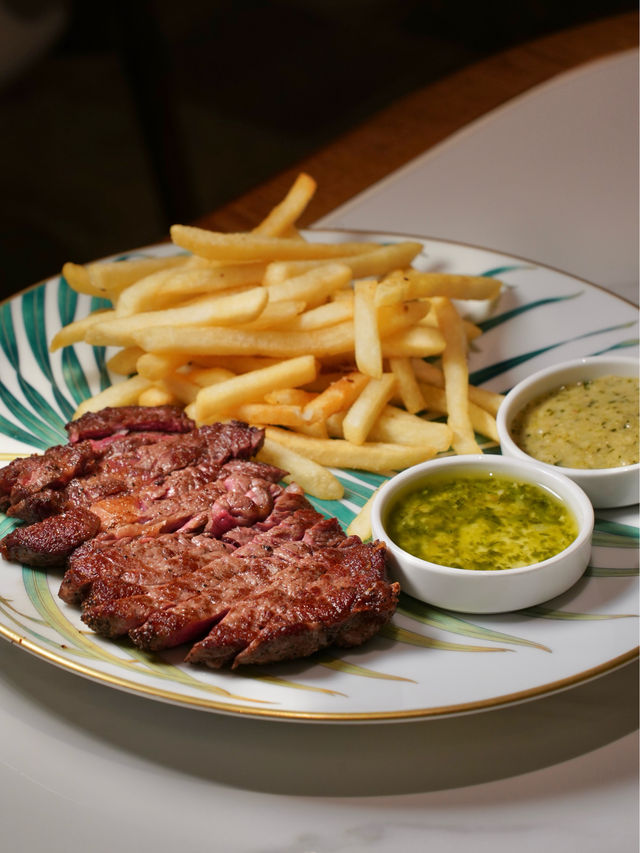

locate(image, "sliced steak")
(0, 406), (398, 668)
(66, 405), (194, 443)
(60, 532), (232, 605)
(186, 541), (397, 669)
(0, 507), (101, 567)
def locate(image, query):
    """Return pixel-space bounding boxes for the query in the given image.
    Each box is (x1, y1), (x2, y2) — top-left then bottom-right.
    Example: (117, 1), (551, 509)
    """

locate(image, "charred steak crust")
(0, 407), (398, 668)
(66, 405), (194, 443)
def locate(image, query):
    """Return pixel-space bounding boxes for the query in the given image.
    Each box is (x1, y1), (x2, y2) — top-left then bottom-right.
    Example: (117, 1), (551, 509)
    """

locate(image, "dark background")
(0, 0), (636, 299)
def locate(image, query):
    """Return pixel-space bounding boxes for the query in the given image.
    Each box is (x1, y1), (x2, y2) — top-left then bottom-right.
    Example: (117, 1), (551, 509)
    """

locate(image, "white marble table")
(1, 48), (638, 853)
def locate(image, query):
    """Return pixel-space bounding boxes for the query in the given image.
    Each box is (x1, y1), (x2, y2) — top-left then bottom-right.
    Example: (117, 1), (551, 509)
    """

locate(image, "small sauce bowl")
(371, 455), (594, 613)
(497, 356), (639, 508)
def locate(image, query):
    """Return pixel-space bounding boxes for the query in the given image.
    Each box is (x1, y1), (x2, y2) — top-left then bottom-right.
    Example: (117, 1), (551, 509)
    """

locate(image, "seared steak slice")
(0, 442), (97, 515)
(60, 532), (231, 605)
(0, 507), (101, 567)
(0, 406), (398, 668)
(66, 405), (194, 443)
(187, 541), (397, 669)
(81, 510), (325, 640)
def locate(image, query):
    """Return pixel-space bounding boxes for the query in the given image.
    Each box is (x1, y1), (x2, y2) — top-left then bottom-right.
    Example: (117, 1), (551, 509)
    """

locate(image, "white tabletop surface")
(1, 49), (638, 853)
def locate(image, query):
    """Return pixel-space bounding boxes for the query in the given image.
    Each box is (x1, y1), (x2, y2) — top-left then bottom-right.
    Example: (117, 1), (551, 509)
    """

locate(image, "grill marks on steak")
(0, 406), (398, 668)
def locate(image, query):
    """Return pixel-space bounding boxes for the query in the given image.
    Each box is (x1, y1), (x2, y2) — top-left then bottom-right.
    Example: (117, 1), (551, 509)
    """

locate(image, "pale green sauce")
(511, 375), (639, 469)
(386, 473), (578, 572)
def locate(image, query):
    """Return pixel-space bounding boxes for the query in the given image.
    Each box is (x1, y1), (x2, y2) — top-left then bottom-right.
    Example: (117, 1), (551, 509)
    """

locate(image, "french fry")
(417, 384), (499, 442)
(368, 405), (452, 451)
(302, 371), (370, 422)
(133, 321), (356, 359)
(380, 325), (446, 358)
(266, 263), (351, 307)
(82, 255), (189, 299)
(161, 373), (202, 405)
(279, 298), (353, 332)
(253, 173), (317, 237)
(257, 436), (343, 500)
(431, 297), (481, 454)
(106, 346), (145, 376)
(138, 385), (179, 407)
(86, 287), (269, 347)
(187, 366), (237, 386)
(410, 358), (505, 416)
(264, 388), (317, 406)
(388, 357), (425, 414)
(353, 280), (382, 379)
(346, 490), (378, 541)
(136, 351), (190, 381)
(115, 265), (266, 316)
(195, 355), (318, 423)
(342, 373), (397, 445)
(73, 375), (152, 419)
(230, 403), (309, 429)
(264, 427), (440, 474)
(61, 262), (94, 295)
(236, 300), (305, 331)
(262, 241), (423, 286)
(375, 268), (502, 306)
(49, 309), (116, 351)
(170, 225), (375, 262)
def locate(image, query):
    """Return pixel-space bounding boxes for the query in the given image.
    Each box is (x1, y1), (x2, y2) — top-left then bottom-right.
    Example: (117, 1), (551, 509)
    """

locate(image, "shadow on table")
(2, 639), (637, 797)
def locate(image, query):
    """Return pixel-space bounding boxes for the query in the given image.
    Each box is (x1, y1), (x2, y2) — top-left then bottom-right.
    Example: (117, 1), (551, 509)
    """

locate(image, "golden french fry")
(136, 351), (190, 380)
(106, 346), (145, 376)
(236, 300), (305, 331)
(87, 255), (188, 298)
(190, 355), (283, 373)
(186, 366), (236, 386)
(264, 388), (317, 406)
(86, 287), (269, 347)
(375, 269), (502, 306)
(266, 263), (351, 308)
(417, 384), (498, 442)
(138, 385), (179, 407)
(61, 262), (94, 295)
(346, 490), (378, 541)
(171, 224), (375, 262)
(49, 309), (116, 351)
(431, 297), (481, 454)
(253, 173), (317, 237)
(369, 405), (453, 451)
(302, 371), (370, 422)
(264, 427), (440, 474)
(342, 373), (397, 445)
(262, 241), (423, 286)
(257, 437), (343, 501)
(380, 325), (446, 358)
(115, 265), (266, 316)
(277, 297), (353, 332)
(195, 355), (318, 422)
(388, 357), (426, 414)
(132, 321), (356, 359)
(161, 373), (202, 405)
(410, 358), (504, 416)
(230, 403), (308, 429)
(354, 280), (382, 379)
(73, 375), (152, 419)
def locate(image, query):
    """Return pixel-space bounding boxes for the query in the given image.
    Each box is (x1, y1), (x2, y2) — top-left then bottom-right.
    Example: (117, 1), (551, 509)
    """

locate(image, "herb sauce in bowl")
(386, 473), (578, 572)
(510, 375), (639, 469)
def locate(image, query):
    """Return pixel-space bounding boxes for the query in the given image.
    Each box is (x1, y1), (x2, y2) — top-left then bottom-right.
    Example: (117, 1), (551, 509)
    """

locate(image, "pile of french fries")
(52, 173), (504, 525)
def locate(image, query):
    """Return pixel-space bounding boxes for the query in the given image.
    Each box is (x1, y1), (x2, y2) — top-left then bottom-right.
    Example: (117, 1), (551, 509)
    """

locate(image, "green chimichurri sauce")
(386, 473), (578, 572)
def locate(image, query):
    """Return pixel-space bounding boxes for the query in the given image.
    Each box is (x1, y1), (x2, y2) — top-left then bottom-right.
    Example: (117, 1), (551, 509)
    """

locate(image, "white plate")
(0, 230), (637, 722)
